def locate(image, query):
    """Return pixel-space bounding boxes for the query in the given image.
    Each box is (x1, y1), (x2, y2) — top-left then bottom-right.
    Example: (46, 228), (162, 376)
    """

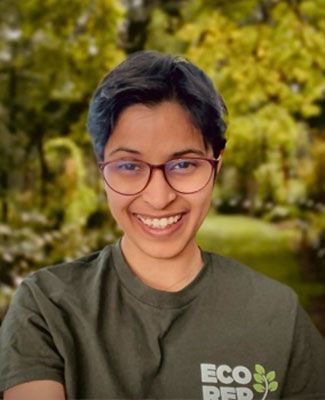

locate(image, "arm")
(281, 304), (325, 399)
(4, 380), (65, 400)
(0, 280), (65, 396)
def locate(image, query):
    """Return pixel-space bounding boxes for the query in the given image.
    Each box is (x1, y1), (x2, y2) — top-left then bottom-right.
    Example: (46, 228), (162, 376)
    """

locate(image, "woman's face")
(103, 101), (222, 262)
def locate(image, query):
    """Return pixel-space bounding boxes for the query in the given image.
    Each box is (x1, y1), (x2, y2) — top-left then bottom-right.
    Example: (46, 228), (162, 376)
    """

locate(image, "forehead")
(104, 101), (210, 160)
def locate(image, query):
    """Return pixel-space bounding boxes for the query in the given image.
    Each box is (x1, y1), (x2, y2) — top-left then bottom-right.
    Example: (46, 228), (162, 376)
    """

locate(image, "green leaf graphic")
(253, 383), (265, 393)
(254, 373), (264, 383)
(269, 381), (279, 392)
(266, 371), (276, 382)
(255, 364), (265, 375)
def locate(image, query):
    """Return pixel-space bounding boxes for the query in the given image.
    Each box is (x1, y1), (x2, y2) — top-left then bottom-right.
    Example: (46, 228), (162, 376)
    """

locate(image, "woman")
(1, 51), (324, 400)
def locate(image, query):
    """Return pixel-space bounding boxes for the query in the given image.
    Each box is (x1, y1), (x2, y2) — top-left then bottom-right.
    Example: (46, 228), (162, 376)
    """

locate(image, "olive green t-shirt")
(0, 241), (324, 399)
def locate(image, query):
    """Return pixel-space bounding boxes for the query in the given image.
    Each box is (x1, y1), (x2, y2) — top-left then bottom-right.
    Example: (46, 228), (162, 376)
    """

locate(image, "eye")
(111, 161), (146, 173)
(174, 161), (193, 169)
(117, 162), (139, 171)
(167, 159), (199, 173)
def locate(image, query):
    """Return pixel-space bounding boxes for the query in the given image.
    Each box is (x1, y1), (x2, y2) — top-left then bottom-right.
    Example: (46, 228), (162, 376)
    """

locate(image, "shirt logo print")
(253, 364), (278, 400)
(201, 363), (279, 400)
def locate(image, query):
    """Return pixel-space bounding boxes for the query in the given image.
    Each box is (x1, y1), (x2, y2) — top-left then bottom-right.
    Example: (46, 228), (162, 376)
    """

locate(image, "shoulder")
(204, 250), (298, 316)
(13, 244), (115, 306)
(207, 250), (297, 297)
(202, 252), (325, 397)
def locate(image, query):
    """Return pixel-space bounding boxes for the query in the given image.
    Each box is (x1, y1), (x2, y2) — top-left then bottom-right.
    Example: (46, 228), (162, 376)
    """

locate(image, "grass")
(197, 213), (325, 307)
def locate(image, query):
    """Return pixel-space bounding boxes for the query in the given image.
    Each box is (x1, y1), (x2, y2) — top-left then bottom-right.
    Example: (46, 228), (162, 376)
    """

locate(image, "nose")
(141, 168), (177, 209)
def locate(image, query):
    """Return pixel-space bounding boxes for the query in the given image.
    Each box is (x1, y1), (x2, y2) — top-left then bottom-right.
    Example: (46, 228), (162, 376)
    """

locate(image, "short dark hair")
(87, 50), (227, 160)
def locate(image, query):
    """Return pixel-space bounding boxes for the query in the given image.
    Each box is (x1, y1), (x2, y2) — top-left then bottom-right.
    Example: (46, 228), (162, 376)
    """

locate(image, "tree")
(145, 0), (325, 211)
(0, 0), (125, 222)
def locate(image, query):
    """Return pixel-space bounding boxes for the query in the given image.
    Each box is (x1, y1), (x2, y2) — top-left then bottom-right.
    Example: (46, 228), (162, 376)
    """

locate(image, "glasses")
(98, 156), (221, 195)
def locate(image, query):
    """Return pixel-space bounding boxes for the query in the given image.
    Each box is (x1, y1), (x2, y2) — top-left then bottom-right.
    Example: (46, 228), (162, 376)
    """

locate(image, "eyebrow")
(108, 147), (206, 157)
(108, 147), (140, 156)
(172, 148), (206, 157)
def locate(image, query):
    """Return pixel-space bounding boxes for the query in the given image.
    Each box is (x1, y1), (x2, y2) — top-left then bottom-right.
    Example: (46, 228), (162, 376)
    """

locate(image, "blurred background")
(0, 0), (324, 335)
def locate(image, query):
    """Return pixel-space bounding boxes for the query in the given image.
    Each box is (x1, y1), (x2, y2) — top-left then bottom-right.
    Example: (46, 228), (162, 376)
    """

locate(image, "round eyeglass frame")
(98, 156), (221, 196)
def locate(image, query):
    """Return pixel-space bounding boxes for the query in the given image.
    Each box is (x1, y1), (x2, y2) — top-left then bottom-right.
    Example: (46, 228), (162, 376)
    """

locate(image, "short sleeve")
(282, 303), (325, 399)
(0, 278), (64, 395)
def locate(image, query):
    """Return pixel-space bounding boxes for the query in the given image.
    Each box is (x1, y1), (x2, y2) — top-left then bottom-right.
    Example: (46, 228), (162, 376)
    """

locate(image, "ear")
(216, 149), (224, 174)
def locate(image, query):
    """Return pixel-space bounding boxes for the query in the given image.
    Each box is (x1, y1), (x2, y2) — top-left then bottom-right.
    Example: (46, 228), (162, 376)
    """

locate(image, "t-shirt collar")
(111, 238), (212, 309)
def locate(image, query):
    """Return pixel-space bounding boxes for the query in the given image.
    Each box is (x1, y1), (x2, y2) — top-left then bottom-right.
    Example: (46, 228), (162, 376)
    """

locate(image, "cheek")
(105, 189), (134, 220)
(191, 187), (213, 218)
(104, 189), (121, 215)
(198, 196), (213, 216)
(105, 196), (128, 231)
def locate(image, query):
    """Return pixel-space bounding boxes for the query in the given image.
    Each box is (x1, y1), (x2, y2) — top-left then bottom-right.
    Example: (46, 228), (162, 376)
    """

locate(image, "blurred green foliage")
(147, 0), (325, 212)
(0, 0), (325, 326)
(0, 0), (124, 221)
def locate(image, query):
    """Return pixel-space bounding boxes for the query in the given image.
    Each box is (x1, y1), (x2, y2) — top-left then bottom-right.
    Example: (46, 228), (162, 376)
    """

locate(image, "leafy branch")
(253, 364), (278, 400)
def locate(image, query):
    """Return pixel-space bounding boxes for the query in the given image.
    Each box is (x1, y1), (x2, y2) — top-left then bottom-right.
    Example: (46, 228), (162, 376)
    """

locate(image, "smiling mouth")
(135, 214), (183, 229)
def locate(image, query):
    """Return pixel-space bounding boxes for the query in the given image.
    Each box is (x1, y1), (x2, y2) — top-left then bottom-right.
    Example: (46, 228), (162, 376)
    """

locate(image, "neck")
(120, 236), (204, 292)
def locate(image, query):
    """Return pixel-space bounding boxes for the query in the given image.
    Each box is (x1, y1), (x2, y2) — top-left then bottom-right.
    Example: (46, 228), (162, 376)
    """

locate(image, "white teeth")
(137, 214), (182, 229)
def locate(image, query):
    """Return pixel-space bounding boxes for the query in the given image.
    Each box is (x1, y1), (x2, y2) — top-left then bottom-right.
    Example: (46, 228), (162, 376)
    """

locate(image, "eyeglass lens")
(102, 158), (214, 195)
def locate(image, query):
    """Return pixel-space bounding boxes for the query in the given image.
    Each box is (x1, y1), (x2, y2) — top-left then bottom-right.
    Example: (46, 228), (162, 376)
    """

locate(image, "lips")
(133, 212), (186, 234)
(136, 214), (182, 229)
